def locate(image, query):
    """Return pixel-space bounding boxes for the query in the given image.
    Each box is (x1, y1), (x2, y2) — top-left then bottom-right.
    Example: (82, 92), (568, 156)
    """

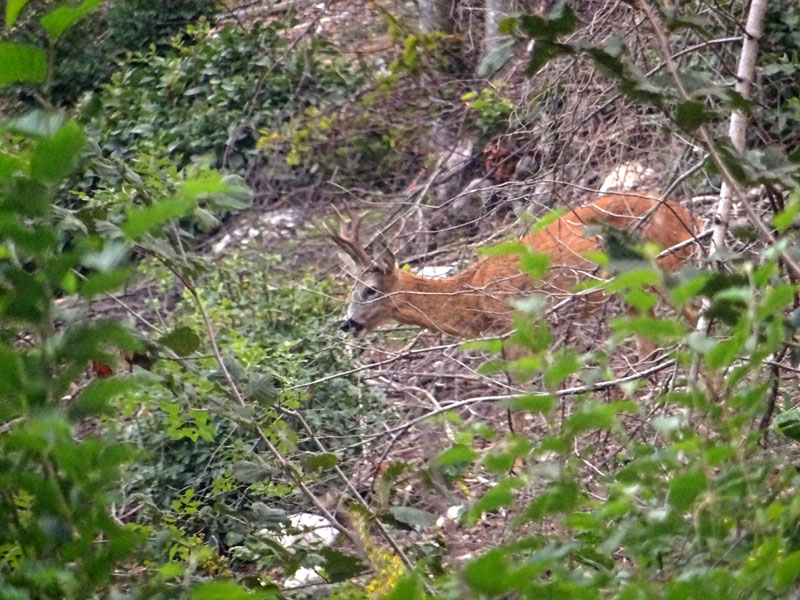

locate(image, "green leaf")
(158, 326), (201, 357)
(435, 444), (478, 466)
(383, 573), (425, 600)
(30, 120), (86, 183)
(319, 547), (365, 583)
(461, 338), (504, 353)
(190, 581), (261, 600)
(122, 195), (195, 239)
(612, 317), (687, 342)
(0, 347), (24, 395)
(775, 410), (800, 442)
(757, 283), (794, 320)
(526, 40), (574, 76)
(530, 208), (566, 232)
(606, 268), (660, 292)
(79, 267), (132, 298)
(544, 351), (580, 388)
(675, 100), (712, 131)
(305, 452), (338, 473)
(390, 506), (436, 529)
(206, 174), (253, 210)
(478, 241), (526, 257)
(670, 274), (710, 305)
(775, 551), (800, 590)
(522, 481), (580, 521)
(519, 251), (551, 280)
(773, 196), (800, 233)
(668, 470), (707, 512)
(518, 2), (576, 39)
(498, 16), (517, 35)
(468, 478), (523, 523)
(465, 549), (510, 595)
(180, 171), (227, 200)
(6, 0), (30, 28)
(0, 43), (46, 86)
(510, 393), (554, 414)
(704, 334), (745, 370)
(40, 0), (102, 39)
(158, 562), (184, 580)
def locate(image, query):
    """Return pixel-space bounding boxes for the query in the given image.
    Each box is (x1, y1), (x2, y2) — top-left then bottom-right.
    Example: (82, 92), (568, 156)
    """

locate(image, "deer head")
(325, 208), (398, 337)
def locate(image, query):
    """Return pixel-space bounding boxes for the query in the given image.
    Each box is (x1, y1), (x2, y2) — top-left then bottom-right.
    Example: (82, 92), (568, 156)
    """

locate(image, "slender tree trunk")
(691, 0), (768, 382)
(708, 0), (768, 258)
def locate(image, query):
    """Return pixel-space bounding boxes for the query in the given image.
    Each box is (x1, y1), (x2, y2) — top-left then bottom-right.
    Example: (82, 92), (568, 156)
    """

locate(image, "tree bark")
(708, 0), (769, 258)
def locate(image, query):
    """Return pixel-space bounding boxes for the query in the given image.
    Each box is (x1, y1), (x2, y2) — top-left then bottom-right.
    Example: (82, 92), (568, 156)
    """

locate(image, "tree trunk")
(708, 0), (769, 258)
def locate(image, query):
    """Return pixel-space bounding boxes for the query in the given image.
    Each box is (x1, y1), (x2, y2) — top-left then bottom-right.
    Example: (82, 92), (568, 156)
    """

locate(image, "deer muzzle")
(340, 318), (364, 335)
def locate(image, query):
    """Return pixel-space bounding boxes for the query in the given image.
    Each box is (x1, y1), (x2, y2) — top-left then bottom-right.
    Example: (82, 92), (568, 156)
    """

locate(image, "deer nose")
(340, 318), (364, 334)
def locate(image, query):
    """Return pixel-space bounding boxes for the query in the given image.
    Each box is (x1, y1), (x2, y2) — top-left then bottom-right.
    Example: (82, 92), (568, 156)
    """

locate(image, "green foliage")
(88, 20), (382, 194)
(2, 0), (218, 106)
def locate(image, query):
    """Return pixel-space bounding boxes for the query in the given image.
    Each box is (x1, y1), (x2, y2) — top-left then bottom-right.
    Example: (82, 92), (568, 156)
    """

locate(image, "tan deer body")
(328, 194), (700, 339)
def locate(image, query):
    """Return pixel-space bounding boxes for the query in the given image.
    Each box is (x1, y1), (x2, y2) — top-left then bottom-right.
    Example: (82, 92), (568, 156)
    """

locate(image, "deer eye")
(363, 287), (379, 298)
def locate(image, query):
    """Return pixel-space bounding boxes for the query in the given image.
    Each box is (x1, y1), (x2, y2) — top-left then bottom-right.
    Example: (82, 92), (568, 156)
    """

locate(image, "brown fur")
(331, 193), (701, 339)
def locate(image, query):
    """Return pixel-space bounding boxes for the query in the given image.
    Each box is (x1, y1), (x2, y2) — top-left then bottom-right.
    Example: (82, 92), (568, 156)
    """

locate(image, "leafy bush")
(3, 0), (217, 107)
(88, 21), (389, 193)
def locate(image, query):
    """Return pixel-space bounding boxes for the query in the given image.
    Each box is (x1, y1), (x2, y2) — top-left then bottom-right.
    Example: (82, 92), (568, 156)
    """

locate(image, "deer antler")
(323, 206), (373, 267)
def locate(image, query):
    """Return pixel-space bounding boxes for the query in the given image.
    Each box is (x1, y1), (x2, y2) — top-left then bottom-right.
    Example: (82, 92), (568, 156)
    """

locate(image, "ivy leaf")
(0, 43), (46, 86)
(159, 326), (201, 357)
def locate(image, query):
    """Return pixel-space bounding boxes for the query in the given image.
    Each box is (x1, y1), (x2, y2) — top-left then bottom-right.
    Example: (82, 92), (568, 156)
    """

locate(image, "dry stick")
(370, 358), (676, 465)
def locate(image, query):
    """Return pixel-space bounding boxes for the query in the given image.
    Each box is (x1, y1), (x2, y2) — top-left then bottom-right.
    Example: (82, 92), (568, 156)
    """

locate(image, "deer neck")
(390, 268), (496, 338)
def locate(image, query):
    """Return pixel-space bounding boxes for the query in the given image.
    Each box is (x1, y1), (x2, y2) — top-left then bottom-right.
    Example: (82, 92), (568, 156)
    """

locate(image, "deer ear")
(372, 243), (397, 275)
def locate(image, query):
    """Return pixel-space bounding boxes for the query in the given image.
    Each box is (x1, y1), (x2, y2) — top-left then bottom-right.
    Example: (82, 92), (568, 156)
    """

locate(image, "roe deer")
(327, 193), (701, 341)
